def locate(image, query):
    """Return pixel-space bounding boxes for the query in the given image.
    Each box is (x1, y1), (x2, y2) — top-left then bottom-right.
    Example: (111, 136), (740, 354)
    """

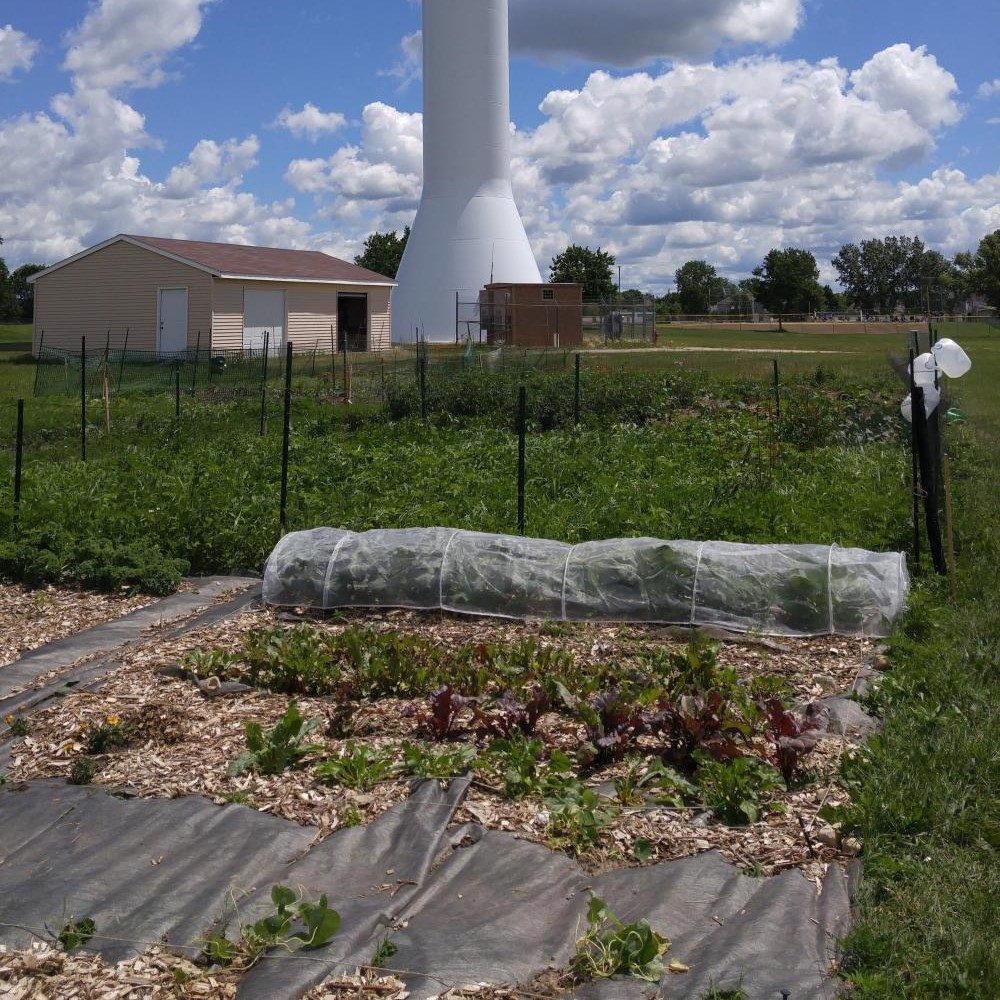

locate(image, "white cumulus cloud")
(285, 102), (422, 206)
(849, 44), (961, 131)
(274, 103), (347, 141)
(0, 0), (306, 267)
(0, 23), (38, 81)
(63, 0), (215, 91)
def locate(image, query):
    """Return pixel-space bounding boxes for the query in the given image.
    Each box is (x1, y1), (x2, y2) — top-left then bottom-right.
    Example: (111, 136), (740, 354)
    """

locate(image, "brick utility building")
(478, 282), (582, 347)
(28, 234), (396, 356)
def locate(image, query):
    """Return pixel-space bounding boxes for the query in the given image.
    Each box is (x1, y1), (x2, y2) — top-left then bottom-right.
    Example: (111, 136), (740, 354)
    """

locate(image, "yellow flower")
(105, 715), (120, 726)
(3, 715), (13, 725)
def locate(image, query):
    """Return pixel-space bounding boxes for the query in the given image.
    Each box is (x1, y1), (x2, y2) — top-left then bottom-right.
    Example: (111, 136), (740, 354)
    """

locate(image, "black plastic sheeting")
(0, 779), (853, 999)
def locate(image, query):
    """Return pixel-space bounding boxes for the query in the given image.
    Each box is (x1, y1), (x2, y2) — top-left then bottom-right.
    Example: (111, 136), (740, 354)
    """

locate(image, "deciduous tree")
(0, 237), (17, 321)
(831, 235), (926, 314)
(549, 244), (616, 300)
(750, 248), (823, 328)
(354, 226), (409, 278)
(959, 230), (1000, 311)
(10, 263), (46, 322)
(674, 260), (726, 315)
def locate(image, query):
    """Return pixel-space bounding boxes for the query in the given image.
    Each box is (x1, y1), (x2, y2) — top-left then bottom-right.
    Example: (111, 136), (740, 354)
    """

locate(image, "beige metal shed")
(28, 234), (396, 356)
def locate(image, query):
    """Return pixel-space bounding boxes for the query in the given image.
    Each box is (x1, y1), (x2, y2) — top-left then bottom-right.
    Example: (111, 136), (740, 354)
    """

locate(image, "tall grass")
(841, 331), (999, 998)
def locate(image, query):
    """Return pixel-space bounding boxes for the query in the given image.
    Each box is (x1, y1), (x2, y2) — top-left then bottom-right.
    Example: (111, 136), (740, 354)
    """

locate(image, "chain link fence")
(456, 296), (656, 345)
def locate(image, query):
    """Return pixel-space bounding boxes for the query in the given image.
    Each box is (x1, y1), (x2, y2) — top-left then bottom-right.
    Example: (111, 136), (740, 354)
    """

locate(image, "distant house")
(709, 293), (766, 317)
(28, 234), (396, 356)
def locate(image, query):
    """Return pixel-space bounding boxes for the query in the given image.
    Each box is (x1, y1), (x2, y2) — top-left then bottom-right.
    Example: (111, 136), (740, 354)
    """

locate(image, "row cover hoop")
(264, 527), (909, 638)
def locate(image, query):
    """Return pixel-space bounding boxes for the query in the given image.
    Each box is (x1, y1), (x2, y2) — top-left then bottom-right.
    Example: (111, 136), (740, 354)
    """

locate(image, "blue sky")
(1, 0), (997, 292)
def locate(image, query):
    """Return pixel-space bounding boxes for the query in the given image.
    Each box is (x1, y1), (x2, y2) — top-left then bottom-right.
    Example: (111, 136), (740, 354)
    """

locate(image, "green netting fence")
(33, 345), (295, 399)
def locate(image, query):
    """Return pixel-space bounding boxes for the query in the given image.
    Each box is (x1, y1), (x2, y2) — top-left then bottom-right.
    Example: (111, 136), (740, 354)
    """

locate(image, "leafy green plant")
(314, 743), (395, 790)
(370, 935), (399, 968)
(571, 895), (669, 982)
(699, 982), (747, 1000)
(227, 702), (323, 776)
(57, 917), (96, 950)
(338, 627), (442, 699)
(696, 753), (785, 825)
(84, 715), (131, 754)
(219, 791), (257, 808)
(394, 741), (478, 779)
(68, 755), (97, 785)
(240, 625), (341, 696)
(4, 712), (30, 737)
(0, 523), (187, 595)
(340, 805), (363, 828)
(204, 884), (341, 969)
(182, 646), (242, 682)
(487, 733), (574, 799)
(614, 757), (698, 807)
(574, 689), (648, 764)
(545, 781), (617, 852)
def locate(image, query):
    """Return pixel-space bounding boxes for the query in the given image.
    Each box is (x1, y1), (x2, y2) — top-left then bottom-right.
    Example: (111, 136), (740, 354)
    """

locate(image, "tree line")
(7, 226), (998, 324)
(0, 237), (46, 323)
(355, 227), (1000, 319)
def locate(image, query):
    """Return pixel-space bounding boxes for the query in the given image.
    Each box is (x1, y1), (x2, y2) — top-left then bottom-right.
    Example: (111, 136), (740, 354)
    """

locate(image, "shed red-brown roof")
(122, 234), (395, 284)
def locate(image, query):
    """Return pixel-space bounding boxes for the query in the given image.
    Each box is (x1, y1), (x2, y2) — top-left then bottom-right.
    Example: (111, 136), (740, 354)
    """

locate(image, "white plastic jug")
(909, 352), (937, 387)
(932, 338), (972, 378)
(901, 385), (941, 423)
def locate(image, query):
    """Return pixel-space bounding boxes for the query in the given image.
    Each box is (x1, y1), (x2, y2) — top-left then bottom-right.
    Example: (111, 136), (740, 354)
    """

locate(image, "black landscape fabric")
(0, 778), (852, 999)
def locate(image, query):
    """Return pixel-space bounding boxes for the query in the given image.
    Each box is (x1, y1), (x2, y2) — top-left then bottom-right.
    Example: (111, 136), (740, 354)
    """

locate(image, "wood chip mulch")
(0, 584), (157, 671)
(1, 602), (880, 997)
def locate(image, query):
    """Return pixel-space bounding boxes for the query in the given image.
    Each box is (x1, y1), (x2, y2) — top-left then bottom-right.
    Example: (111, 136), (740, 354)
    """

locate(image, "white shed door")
(158, 288), (188, 356)
(243, 289), (285, 352)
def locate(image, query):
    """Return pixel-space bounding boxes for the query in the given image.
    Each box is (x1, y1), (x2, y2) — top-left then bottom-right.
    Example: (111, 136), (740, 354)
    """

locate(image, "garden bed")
(4, 606), (874, 886)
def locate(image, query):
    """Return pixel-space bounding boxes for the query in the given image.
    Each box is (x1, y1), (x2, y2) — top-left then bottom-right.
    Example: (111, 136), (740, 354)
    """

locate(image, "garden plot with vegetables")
(0, 351), (939, 996)
(5, 603), (875, 883)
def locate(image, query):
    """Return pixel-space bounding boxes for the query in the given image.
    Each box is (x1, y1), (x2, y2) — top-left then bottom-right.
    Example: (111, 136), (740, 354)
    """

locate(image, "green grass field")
(0, 322), (31, 345)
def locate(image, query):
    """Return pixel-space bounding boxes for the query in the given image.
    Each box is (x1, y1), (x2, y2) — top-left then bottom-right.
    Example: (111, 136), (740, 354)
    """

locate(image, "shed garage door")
(243, 289), (285, 352)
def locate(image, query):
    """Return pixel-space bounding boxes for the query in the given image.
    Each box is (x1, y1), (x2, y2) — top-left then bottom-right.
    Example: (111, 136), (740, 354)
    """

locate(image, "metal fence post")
(175, 368), (181, 421)
(773, 358), (781, 420)
(574, 353), (581, 426)
(14, 399), (24, 515)
(32, 330), (44, 396)
(908, 348), (920, 571)
(912, 385), (947, 575)
(420, 350), (428, 421)
(80, 335), (87, 461)
(280, 341), (293, 534)
(116, 328), (129, 394)
(259, 330), (270, 437)
(191, 330), (201, 393)
(517, 385), (526, 535)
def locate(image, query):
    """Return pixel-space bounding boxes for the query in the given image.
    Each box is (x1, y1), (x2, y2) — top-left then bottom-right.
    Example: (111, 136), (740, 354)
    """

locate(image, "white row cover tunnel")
(264, 528), (909, 637)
